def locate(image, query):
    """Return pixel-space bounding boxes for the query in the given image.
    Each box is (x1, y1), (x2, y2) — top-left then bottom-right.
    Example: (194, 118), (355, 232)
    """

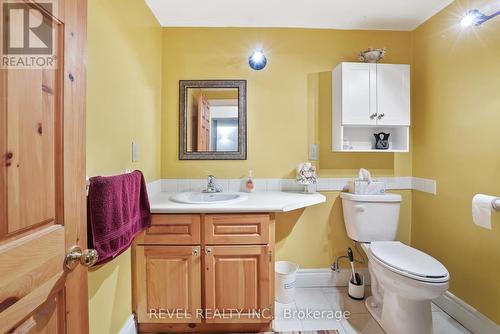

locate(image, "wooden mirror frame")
(179, 80), (247, 160)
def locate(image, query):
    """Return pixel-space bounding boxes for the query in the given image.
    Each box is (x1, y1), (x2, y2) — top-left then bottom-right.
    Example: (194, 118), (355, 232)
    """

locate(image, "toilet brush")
(347, 248), (360, 285)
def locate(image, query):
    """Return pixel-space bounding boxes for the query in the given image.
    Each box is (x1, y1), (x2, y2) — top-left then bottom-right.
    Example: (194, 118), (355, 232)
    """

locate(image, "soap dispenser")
(245, 170), (255, 193)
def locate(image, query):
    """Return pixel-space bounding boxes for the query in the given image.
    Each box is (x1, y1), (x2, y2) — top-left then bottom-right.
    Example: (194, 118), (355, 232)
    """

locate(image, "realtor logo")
(1, 0), (57, 69)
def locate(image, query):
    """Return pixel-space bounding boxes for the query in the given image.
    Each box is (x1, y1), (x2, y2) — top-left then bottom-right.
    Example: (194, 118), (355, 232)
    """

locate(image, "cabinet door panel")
(135, 246), (201, 323)
(376, 64), (410, 126)
(342, 63), (377, 125)
(204, 246), (272, 323)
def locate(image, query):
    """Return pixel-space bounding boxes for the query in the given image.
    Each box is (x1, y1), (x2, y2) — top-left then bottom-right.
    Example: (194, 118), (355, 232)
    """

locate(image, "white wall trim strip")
(434, 291), (500, 334)
(118, 315), (137, 334)
(158, 177), (437, 194)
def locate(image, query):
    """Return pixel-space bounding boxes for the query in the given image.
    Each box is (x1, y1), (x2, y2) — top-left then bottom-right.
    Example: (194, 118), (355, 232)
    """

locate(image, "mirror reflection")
(186, 88), (239, 152)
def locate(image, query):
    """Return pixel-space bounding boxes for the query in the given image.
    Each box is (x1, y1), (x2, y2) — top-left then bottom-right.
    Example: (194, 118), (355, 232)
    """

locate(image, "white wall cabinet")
(332, 62), (410, 152)
(376, 64), (410, 126)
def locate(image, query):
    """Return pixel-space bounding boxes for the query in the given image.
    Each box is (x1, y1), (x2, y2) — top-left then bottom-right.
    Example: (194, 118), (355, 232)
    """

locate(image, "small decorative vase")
(303, 184), (314, 194)
(374, 132), (390, 150)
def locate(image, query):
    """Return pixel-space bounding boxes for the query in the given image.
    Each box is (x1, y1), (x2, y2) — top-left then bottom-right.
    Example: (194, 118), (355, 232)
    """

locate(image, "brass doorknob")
(65, 246), (99, 269)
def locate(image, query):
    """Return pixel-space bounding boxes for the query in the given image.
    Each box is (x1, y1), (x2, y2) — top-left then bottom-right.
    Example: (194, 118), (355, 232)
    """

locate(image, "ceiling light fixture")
(248, 50), (267, 71)
(460, 8), (499, 27)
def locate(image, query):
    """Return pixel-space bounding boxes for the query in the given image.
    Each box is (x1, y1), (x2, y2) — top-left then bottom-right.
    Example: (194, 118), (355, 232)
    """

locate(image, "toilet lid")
(370, 241), (449, 283)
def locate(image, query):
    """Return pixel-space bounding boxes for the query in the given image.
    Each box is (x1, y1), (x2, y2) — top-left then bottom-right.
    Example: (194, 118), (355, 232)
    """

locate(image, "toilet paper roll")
(472, 194), (498, 230)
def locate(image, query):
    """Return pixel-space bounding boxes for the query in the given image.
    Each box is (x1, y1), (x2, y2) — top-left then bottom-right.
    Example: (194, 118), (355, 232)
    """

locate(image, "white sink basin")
(170, 192), (248, 205)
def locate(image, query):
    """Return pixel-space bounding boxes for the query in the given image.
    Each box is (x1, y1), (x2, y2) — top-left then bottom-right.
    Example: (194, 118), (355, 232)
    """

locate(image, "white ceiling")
(145, 0), (454, 31)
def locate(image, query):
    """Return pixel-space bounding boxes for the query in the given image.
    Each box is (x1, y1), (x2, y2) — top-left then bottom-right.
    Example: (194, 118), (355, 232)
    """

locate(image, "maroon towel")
(87, 170), (151, 265)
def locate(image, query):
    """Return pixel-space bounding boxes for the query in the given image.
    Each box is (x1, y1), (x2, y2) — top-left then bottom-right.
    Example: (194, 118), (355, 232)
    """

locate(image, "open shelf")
(333, 126), (409, 152)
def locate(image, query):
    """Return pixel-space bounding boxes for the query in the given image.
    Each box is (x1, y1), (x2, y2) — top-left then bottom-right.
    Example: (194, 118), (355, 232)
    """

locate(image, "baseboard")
(434, 291), (500, 334)
(295, 268), (370, 288)
(118, 315), (137, 334)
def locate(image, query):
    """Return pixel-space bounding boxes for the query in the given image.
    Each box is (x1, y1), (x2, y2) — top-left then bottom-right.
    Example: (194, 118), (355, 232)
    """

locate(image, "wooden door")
(134, 246), (202, 324)
(341, 62), (377, 125)
(376, 64), (410, 126)
(204, 246), (272, 323)
(197, 93), (210, 151)
(0, 1), (89, 333)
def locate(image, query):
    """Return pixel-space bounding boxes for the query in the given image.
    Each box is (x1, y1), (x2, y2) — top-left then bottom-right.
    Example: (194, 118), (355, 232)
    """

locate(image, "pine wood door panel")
(204, 246), (271, 323)
(204, 214), (270, 245)
(9, 290), (65, 334)
(0, 226), (65, 333)
(6, 68), (58, 234)
(0, 0), (88, 332)
(135, 246), (202, 323)
(197, 93), (210, 151)
(4, 23), (62, 237)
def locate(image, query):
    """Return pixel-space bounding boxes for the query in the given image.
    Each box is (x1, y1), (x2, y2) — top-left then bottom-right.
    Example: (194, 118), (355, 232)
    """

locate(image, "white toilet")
(340, 192), (449, 334)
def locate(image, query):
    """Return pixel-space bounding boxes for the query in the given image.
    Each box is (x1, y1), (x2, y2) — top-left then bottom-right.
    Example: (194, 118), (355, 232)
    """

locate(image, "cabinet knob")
(377, 113), (385, 120)
(206, 247), (213, 255)
(370, 113), (378, 120)
(192, 247), (199, 256)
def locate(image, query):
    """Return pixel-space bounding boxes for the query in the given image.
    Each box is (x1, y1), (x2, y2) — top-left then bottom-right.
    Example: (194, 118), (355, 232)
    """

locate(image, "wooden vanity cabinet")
(204, 245), (272, 323)
(134, 245), (202, 324)
(133, 213), (275, 333)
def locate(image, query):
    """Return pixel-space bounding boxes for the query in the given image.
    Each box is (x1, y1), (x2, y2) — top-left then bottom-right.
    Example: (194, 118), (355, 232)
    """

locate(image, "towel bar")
(85, 169), (132, 192)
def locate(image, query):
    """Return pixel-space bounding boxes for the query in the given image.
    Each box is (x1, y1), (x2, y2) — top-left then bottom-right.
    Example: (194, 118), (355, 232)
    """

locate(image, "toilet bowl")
(340, 193), (449, 334)
(363, 242), (448, 334)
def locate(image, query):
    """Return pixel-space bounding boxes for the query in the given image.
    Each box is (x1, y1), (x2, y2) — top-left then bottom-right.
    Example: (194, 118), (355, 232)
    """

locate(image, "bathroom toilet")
(340, 192), (449, 334)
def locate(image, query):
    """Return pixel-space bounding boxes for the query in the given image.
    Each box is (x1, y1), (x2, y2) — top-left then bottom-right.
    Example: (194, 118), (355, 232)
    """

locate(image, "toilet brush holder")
(348, 274), (365, 300)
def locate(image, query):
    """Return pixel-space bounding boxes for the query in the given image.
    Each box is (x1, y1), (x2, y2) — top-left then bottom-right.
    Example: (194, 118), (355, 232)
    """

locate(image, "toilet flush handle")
(354, 205), (365, 213)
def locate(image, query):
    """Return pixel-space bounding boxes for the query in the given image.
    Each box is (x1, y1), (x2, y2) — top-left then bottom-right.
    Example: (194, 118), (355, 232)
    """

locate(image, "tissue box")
(347, 180), (386, 195)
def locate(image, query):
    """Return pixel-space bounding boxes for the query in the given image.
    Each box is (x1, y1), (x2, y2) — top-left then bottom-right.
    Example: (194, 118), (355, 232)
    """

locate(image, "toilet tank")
(340, 193), (402, 242)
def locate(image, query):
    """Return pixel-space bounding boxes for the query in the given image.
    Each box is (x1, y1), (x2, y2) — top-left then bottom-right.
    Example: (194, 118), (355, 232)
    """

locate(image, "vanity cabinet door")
(134, 246), (202, 323)
(341, 62), (377, 125)
(204, 245), (272, 323)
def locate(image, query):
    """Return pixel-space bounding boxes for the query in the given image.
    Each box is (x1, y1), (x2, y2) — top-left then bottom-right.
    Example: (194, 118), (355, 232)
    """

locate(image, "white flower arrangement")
(296, 162), (317, 193)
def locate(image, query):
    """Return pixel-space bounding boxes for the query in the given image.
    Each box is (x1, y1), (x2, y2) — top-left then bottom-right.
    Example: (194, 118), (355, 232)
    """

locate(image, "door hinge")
(268, 250), (272, 262)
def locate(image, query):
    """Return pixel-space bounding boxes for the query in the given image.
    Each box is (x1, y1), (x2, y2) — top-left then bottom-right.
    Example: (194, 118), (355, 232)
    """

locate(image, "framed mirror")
(179, 80), (247, 160)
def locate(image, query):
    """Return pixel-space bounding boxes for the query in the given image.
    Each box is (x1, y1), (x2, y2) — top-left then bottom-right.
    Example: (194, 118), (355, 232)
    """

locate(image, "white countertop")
(149, 191), (326, 213)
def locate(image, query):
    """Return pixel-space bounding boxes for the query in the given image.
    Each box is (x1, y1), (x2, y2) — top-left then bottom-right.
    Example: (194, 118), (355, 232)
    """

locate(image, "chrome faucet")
(204, 175), (222, 193)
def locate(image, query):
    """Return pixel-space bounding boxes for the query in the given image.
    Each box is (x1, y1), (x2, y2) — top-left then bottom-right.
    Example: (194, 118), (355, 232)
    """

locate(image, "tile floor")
(273, 287), (471, 334)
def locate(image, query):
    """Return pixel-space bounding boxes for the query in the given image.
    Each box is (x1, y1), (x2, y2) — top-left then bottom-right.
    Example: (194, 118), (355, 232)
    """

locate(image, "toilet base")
(365, 296), (382, 324)
(365, 294), (433, 334)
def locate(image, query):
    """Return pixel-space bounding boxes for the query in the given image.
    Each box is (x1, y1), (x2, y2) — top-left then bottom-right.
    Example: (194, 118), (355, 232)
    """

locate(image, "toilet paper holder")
(493, 198), (500, 212)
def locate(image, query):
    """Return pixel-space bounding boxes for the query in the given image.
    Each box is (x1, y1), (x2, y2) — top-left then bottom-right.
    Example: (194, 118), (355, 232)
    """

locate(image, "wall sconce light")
(248, 50), (267, 70)
(460, 8), (500, 27)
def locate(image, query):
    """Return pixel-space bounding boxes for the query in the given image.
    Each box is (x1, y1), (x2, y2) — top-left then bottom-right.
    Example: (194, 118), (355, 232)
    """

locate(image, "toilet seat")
(370, 241), (449, 283)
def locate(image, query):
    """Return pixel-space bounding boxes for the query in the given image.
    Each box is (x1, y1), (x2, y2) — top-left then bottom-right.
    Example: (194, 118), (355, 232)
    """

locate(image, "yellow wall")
(161, 28), (414, 269)
(161, 28), (413, 179)
(412, 0), (500, 323)
(86, 0), (162, 333)
(85, 1), (500, 329)
(276, 190), (412, 267)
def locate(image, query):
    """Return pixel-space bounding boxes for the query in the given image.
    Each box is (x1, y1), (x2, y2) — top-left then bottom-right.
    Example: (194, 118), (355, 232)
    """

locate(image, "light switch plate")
(132, 142), (139, 162)
(309, 144), (318, 161)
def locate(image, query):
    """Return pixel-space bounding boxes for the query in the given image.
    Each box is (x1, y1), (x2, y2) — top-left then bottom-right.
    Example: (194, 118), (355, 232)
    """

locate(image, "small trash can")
(275, 261), (299, 304)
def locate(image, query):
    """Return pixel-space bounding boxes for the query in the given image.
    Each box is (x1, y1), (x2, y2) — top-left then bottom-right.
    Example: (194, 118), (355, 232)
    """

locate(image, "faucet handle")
(204, 175), (222, 193)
